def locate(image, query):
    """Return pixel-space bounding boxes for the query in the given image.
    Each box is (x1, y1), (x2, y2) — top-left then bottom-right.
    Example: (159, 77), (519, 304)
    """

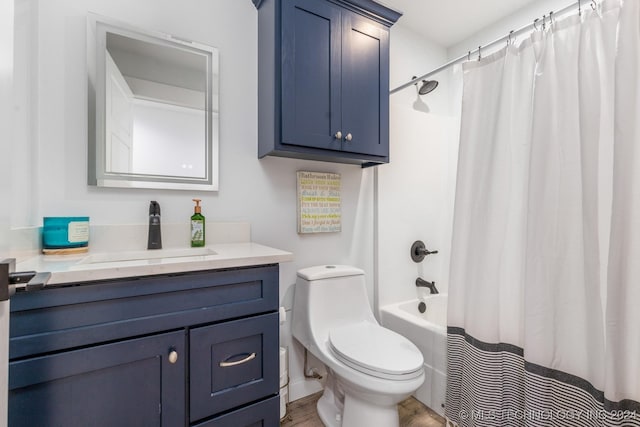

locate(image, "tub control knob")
(411, 240), (438, 263)
(168, 349), (178, 364)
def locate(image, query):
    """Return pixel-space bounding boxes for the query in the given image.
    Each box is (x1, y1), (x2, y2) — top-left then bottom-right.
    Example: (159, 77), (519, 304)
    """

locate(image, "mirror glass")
(88, 15), (219, 191)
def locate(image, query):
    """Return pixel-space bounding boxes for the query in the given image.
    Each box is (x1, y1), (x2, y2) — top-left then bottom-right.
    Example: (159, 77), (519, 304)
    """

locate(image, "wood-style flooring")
(281, 392), (446, 427)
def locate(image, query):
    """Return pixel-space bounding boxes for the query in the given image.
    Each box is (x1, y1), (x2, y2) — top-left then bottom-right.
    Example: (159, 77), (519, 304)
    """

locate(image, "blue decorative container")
(43, 217), (90, 249)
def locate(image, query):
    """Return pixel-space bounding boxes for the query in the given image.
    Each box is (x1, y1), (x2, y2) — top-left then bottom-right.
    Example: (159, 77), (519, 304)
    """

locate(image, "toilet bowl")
(292, 265), (425, 427)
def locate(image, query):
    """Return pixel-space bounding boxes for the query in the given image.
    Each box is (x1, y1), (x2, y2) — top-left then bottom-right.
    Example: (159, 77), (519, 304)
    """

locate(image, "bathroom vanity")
(8, 243), (291, 427)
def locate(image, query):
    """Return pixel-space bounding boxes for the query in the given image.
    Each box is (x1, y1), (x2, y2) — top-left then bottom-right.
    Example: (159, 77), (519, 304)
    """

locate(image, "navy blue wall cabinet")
(256, 0), (401, 167)
(8, 264), (280, 427)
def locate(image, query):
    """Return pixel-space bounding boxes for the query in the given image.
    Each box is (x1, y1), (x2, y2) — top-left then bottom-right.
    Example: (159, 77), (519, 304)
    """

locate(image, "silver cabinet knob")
(168, 350), (178, 364)
(345, 133), (353, 142)
(334, 131), (342, 140)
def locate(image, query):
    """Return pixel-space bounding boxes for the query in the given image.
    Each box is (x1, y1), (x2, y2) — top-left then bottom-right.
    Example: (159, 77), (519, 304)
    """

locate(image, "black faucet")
(147, 201), (162, 250)
(416, 277), (439, 294)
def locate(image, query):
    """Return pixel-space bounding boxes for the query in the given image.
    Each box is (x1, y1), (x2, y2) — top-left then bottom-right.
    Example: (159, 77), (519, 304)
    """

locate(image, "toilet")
(292, 265), (425, 427)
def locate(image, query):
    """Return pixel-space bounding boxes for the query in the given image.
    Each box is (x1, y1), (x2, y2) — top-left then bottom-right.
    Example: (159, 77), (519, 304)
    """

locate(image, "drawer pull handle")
(168, 350), (179, 364)
(219, 352), (256, 367)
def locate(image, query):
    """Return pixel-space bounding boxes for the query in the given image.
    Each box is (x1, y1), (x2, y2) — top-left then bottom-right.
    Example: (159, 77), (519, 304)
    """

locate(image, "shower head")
(413, 76), (439, 95)
(419, 80), (438, 95)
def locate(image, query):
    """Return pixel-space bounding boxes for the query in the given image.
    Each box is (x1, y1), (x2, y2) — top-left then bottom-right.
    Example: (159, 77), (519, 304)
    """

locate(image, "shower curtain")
(446, 0), (640, 426)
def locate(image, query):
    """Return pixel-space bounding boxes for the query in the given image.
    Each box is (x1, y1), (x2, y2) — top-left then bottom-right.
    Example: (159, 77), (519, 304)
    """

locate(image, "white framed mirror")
(88, 14), (219, 191)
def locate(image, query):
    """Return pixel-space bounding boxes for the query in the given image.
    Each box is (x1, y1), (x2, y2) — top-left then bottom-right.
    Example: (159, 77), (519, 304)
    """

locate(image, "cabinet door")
(341, 10), (389, 157)
(9, 331), (186, 427)
(281, 0), (342, 151)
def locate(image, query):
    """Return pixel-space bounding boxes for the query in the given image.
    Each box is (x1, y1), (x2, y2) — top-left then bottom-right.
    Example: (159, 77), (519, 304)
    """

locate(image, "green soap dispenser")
(190, 199), (205, 247)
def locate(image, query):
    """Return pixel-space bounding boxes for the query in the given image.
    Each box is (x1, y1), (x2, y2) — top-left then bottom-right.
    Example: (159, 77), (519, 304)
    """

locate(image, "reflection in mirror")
(88, 15), (219, 191)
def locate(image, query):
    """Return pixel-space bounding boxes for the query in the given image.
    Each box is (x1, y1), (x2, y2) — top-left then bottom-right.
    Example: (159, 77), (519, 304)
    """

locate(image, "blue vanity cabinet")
(9, 331), (186, 427)
(8, 264), (280, 427)
(256, 0), (401, 166)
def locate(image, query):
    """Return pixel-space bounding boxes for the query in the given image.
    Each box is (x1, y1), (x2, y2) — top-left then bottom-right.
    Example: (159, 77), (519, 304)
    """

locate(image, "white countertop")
(16, 242), (293, 286)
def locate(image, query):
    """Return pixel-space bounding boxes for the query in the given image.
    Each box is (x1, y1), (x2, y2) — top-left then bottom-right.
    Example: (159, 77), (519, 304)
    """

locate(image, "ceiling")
(379, 0), (542, 47)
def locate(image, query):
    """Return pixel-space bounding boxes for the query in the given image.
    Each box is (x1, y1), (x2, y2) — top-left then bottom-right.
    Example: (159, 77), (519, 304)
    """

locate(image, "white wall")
(11, 0), (374, 402)
(389, 25), (450, 112)
(377, 24), (458, 310)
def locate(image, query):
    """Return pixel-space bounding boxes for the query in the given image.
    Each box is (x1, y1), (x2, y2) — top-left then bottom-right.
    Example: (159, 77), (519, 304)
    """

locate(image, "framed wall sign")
(296, 171), (341, 234)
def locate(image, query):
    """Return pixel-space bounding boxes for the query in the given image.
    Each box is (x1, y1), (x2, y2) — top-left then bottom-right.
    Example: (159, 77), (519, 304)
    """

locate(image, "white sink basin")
(76, 247), (217, 265)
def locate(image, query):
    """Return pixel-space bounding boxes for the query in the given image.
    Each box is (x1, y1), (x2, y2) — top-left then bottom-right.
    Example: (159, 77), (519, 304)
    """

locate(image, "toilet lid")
(328, 322), (424, 380)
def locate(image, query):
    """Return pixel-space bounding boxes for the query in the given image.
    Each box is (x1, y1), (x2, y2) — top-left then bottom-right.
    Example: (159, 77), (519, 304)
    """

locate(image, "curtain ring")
(533, 18), (540, 31)
(507, 30), (514, 46)
(549, 11), (554, 25)
(578, 0), (582, 16)
(468, 50), (471, 61)
(591, 0), (597, 10)
(477, 46), (482, 61)
(542, 14), (547, 31)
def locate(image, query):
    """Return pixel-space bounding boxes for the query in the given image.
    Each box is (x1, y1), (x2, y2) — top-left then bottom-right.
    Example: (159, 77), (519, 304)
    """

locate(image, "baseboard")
(288, 377), (323, 402)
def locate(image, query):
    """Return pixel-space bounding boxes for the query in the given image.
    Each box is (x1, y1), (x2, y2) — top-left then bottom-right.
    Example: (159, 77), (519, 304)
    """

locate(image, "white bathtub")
(380, 294), (447, 417)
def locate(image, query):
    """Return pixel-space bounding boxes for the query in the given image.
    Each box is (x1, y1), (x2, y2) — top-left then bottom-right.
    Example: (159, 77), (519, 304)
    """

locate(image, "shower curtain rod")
(390, 0), (587, 95)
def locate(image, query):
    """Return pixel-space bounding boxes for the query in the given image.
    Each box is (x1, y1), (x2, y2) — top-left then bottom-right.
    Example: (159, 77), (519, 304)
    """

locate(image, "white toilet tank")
(292, 265), (378, 349)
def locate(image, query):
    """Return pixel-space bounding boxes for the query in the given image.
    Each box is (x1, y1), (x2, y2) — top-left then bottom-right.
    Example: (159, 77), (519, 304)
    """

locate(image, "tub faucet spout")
(416, 277), (439, 294)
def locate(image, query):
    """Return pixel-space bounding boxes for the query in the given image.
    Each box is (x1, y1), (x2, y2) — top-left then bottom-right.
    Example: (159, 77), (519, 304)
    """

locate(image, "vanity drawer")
(192, 395), (279, 427)
(190, 312), (279, 422)
(10, 265), (278, 359)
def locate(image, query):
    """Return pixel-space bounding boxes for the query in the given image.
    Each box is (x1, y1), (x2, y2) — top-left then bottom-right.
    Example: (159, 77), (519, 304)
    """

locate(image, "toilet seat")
(328, 322), (424, 381)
